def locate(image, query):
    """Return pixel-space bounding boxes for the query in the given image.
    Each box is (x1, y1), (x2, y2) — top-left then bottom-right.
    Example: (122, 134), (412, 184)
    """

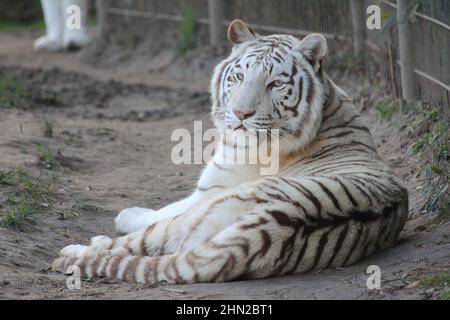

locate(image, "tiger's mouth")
(234, 124), (248, 131)
(229, 123), (277, 133)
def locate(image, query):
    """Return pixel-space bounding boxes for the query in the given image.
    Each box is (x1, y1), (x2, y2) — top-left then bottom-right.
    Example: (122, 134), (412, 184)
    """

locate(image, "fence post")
(397, 0), (416, 103)
(208, 0), (224, 53)
(349, 0), (367, 57)
(96, 0), (108, 37)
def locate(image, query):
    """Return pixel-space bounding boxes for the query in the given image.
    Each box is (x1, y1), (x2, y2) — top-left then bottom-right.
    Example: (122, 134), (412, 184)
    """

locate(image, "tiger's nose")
(232, 108), (255, 120)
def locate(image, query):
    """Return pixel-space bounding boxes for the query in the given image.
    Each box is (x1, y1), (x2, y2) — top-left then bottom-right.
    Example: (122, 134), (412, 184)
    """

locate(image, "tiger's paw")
(52, 256), (75, 272)
(59, 235), (113, 258)
(59, 244), (88, 258)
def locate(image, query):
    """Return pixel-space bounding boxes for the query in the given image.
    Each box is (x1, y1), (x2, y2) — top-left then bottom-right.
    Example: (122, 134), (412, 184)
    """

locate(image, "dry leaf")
(404, 281), (420, 289)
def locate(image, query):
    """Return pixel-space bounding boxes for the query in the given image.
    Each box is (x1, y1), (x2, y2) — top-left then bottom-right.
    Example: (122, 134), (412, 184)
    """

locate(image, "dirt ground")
(0, 31), (449, 300)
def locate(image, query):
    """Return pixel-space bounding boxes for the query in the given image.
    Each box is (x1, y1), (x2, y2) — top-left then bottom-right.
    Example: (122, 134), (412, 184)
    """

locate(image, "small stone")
(404, 281), (420, 289)
(56, 188), (66, 195)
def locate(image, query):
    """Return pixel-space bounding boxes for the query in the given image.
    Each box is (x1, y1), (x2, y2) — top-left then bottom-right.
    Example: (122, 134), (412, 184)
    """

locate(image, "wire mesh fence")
(100, 0), (450, 115)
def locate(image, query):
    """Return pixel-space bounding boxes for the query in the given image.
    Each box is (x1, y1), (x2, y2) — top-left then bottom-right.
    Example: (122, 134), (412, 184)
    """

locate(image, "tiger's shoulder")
(315, 78), (376, 153)
(279, 78), (387, 176)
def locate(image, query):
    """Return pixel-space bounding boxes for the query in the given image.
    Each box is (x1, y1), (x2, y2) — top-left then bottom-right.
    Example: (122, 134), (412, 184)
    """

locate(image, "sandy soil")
(0, 31), (448, 300)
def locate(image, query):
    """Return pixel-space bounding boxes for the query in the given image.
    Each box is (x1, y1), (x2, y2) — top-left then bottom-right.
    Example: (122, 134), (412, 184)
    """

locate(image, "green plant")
(0, 170), (15, 185)
(179, 7), (199, 53)
(408, 106), (449, 219)
(0, 169), (56, 230)
(72, 199), (101, 212)
(0, 79), (29, 108)
(442, 290), (450, 300)
(419, 272), (450, 300)
(2, 199), (35, 230)
(0, 20), (45, 32)
(88, 16), (97, 27)
(375, 99), (397, 120)
(420, 272), (450, 287)
(383, 0), (424, 33)
(42, 119), (55, 138)
(36, 145), (62, 169)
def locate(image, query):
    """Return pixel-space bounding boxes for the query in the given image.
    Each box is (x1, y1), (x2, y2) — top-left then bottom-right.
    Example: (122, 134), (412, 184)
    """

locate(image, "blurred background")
(0, 0), (448, 111)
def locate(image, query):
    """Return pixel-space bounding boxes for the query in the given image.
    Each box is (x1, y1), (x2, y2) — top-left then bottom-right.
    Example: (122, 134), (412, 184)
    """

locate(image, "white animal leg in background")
(62, 0), (90, 49)
(34, 0), (64, 51)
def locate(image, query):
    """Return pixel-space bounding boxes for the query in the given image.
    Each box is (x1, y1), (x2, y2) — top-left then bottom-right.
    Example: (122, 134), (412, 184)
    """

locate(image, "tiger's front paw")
(59, 235), (113, 258)
(115, 207), (155, 234)
(59, 244), (88, 258)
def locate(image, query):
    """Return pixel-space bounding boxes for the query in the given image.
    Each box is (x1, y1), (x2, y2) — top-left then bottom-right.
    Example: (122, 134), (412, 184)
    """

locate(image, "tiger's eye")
(269, 79), (283, 89)
(236, 73), (244, 81)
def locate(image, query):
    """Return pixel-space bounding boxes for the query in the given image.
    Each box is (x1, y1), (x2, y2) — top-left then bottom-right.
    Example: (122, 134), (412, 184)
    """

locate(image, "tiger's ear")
(227, 19), (258, 45)
(295, 34), (327, 68)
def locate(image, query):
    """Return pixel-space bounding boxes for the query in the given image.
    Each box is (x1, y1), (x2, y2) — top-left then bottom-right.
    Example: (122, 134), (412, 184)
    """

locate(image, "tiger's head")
(211, 19), (329, 154)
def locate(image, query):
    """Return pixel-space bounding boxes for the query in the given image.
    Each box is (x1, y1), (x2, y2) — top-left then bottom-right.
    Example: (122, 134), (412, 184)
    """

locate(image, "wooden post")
(397, 0), (416, 103)
(349, 0), (367, 57)
(208, 0), (223, 53)
(96, 0), (108, 37)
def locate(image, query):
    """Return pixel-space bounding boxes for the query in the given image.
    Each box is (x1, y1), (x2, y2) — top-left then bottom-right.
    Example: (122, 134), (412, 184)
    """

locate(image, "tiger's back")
(269, 80), (408, 275)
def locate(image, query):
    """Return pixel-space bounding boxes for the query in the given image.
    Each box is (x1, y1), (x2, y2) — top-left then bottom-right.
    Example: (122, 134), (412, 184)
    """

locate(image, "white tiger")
(53, 20), (408, 284)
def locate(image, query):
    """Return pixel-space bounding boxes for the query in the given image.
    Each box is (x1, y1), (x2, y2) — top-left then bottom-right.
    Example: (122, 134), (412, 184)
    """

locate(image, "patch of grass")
(375, 99), (397, 120)
(0, 169), (56, 230)
(36, 145), (62, 169)
(72, 199), (101, 213)
(0, 79), (29, 109)
(420, 272), (450, 287)
(0, 170), (15, 185)
(411, 108), (447, 155)
(407, 106), (449, 219)
(0, 20), (45, 32)
(2, 199), (35, 230)
(89, 16), (97, 27)
(442, 290), (450, 300)
(0, 169), (54, 203)
(420, 272), (450, 300)
(42, 119), (55, 138)
(179, 7), (199, 54)
(0, 16), (93, 33)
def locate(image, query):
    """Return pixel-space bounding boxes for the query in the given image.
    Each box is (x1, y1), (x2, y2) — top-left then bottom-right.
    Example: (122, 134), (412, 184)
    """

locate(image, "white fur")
(114, 33), (328, 234)
(53, 25), (407, 284)
(34, 0), (90, 51)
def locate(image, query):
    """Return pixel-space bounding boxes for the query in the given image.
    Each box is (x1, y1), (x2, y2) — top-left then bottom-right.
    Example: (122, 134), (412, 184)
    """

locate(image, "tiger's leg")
(114, 146), (260, 234)
(55, 205), (393, 283)
(54, 174), (407, 282)
(53, 213), (286, 283)
(60, 186), (269, 259)
(114, 207), (155, 234)
(114, 191), (205, 234)
(60, 216), (184, 259)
